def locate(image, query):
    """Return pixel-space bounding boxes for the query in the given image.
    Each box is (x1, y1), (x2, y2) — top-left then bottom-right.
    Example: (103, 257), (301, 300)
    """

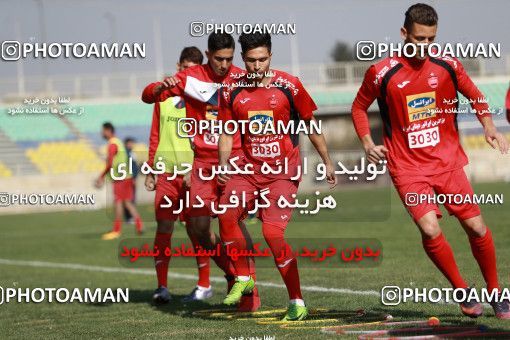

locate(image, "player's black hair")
(179, 46), (204, 64)
(102, 122), (115, 133)
(207, 33), (235, 52)
(238, 32), (271, 54)
(404, 3), (438, 31)
(124, 137), (135, 144)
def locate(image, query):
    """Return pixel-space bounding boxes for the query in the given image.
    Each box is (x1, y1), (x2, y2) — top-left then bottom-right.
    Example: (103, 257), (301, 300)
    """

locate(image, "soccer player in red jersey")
(145, 47), (212, 303)
(142, 33), (260, 311)
(95, 122), (144, 240)
(351, 3), (510, 319)
(217, 32), (337, 321)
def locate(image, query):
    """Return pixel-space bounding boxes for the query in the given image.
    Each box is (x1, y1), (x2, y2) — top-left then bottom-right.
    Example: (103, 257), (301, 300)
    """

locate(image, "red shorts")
(188, 150), (244, 218)
(392, 167), (481, 222)
(113, 178), (134, 202)
(219, 174), (299, 226)
(154, 174), (188, 221)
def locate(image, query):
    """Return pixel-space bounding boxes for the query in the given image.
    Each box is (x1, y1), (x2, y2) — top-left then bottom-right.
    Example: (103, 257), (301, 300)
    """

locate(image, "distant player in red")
(218, 32), (337, 321)
(144, 47), (212, 303)
(351, 3), (510, 318)
(142, 33), (259, 311)
(95, 122), (144, 240)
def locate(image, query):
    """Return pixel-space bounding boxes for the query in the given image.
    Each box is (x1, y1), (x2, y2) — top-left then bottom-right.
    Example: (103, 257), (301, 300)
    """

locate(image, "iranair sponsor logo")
(406, 91), (436, 122)
(248, 110), (274, 135)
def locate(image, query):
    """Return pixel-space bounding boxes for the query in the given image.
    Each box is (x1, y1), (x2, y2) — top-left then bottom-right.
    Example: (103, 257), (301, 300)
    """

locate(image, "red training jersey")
(352, 55), (491, 177)
(219, 69), (317, 180)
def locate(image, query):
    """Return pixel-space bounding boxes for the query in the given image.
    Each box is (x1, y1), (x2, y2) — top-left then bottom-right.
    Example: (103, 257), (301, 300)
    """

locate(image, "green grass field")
(1, 182), (510, 339)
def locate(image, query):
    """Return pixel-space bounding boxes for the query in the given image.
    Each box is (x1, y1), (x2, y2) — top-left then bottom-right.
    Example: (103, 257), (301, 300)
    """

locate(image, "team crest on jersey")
(248, 110), (274, 134)
(406, 91), (436, 122)
(428, 73), (438, 89)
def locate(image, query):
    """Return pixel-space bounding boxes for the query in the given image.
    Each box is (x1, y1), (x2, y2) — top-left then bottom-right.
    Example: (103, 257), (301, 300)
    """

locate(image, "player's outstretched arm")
(306, 118), (337, 188)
